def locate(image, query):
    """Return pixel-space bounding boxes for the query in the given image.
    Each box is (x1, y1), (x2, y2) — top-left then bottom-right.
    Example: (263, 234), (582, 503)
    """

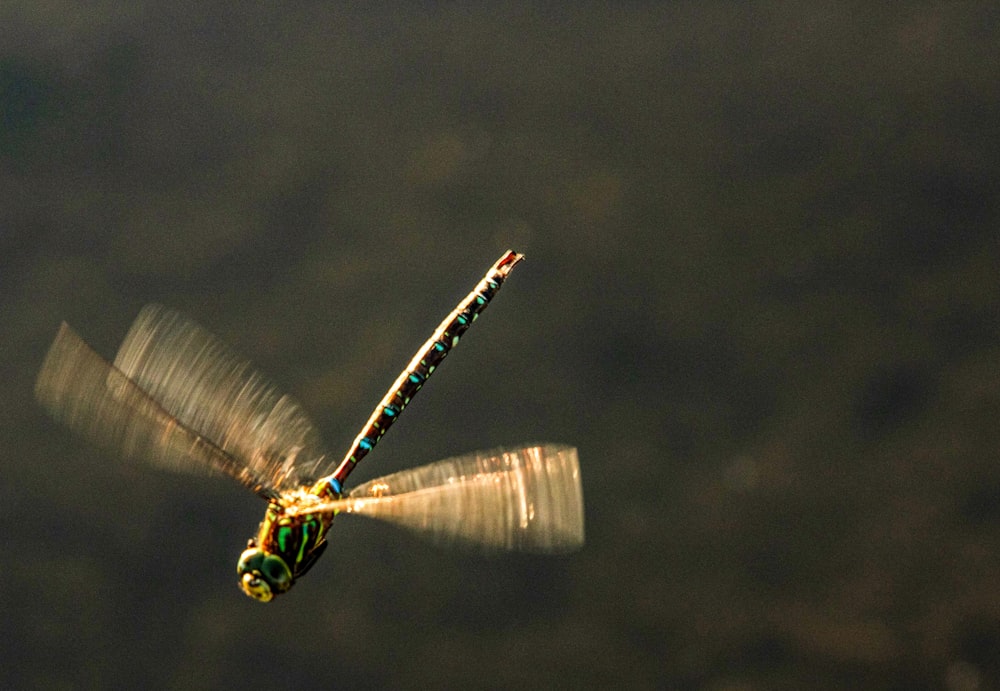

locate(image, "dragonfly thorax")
(237, 498), (333, 602)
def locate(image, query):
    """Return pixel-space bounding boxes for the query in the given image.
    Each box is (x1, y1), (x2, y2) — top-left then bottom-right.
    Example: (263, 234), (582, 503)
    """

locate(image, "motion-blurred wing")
(35, 323), (278, 498)
(111, 305), (330, 491)
(290, 445), (585, 553)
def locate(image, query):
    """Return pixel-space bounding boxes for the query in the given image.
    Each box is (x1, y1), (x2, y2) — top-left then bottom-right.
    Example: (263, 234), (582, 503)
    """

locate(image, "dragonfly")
(34, 250), (584, 602)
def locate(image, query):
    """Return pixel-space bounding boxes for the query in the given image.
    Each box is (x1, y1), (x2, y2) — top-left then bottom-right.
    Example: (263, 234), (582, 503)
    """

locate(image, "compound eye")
(261, 555), (292, 591)
(241, 572), (273, 602)
(238, 548), (265, 575)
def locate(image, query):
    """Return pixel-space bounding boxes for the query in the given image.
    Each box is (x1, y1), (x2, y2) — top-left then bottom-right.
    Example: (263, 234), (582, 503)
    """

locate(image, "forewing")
(35, 323), (277, 497)
(291, 445), (585, 553)
(111, 305), (330, 490)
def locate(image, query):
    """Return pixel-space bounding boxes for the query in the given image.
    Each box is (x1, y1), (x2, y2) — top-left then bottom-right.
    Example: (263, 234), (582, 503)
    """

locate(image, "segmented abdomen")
(326, 250), (524, 488)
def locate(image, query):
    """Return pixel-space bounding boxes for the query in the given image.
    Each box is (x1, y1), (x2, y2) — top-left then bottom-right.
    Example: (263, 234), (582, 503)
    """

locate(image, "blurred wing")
(110, 304), (330, 490)
(35, 323), (278, 498)
(289, 445), (585, 553)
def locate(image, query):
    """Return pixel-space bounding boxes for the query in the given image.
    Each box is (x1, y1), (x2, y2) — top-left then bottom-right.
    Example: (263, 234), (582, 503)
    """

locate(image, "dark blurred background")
(3, 3), (1000, 689)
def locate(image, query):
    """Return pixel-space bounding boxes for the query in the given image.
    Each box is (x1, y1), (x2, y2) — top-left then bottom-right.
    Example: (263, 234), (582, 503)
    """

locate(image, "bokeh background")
(3, 3), (1000, 689)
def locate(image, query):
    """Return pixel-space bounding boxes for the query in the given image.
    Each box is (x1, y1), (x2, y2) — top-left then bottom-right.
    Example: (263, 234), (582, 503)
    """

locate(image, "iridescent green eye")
(237, 548), (265, 575)
(261, 555), (292, 590)
(236, 548), (292, 601)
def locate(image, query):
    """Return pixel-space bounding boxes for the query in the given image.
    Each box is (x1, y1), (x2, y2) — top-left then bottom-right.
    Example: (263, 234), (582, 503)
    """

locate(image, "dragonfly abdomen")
(333, 251), (525, 483)
(311, 475), (344, 501)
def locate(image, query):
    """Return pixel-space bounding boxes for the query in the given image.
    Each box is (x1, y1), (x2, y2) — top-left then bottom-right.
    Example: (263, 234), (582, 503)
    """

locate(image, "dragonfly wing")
(292, 445), (585, 553)
(110, 304), (331, 490)
(35, 323), (278, 498)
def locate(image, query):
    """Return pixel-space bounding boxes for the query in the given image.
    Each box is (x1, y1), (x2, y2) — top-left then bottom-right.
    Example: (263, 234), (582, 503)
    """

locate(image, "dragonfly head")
(237, 545), (293, 602)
